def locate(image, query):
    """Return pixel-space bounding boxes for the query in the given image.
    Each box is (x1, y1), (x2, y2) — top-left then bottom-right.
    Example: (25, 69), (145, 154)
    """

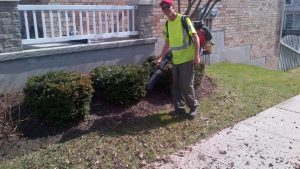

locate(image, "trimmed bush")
(24, 71), (93, 124)
(144, 56), (205, 94)
(90, 64), (149, 105)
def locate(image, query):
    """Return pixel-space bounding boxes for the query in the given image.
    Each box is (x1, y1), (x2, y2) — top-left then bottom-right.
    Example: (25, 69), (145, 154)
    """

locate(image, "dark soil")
(0, 76), (214, 162)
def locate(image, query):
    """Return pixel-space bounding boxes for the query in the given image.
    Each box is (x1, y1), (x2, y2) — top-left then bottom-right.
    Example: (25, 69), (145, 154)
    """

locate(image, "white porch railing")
(18, 5), (138, 45)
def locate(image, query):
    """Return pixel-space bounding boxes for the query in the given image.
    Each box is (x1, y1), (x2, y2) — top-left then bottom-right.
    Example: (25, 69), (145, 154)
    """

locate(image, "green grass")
(1, 63), (300, 169)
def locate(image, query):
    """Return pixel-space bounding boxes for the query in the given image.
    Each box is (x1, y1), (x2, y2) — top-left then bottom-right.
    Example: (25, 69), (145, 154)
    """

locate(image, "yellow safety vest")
(163, 14), (196, 65)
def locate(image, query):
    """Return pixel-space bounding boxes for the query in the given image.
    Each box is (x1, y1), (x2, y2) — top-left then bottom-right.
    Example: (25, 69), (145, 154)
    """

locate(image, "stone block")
(143, 16), (152, 24)
(0, 26), (8, 34)
(0, 34), (13, 40)
(7, 26), (20, 33)
(14, 33), (21, 39)
(0, 18), (12, 25)
(0, 12), (10, 18)
(3, 41), (13, 48)
(12, 12), (19, 17)
(10, 39), (22, 47)
(0, 1), (18, 7)
(12, 19), (20, 25)
(0, 8), (14, 13)
(12, 13), (20, 21)
(3, 46), (22, 53)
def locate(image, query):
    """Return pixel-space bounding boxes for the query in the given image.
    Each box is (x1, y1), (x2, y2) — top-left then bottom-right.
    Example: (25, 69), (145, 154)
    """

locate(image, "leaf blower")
(146, 50), (173, 92)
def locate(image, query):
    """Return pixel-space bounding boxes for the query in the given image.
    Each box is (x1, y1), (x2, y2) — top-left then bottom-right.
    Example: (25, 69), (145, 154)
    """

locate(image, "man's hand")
(155, 56), (163, 66)
(157, 41), (170, 66)
(193, 55), (201, 65)
(192, 33), (200, 66)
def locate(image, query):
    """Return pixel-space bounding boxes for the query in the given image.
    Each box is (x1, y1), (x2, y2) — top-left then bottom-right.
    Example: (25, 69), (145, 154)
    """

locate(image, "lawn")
(1, 63), (300, 169)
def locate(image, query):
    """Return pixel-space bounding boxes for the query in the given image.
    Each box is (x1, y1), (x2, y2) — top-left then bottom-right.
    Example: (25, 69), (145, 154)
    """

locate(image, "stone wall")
(0, 0), (22, 53)
(135, 4), (153, 38)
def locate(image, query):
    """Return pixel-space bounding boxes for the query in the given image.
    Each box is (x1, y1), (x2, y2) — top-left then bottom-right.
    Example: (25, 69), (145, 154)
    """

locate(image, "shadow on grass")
(114, 112), (188, 135)
(59, 111), (188, 143)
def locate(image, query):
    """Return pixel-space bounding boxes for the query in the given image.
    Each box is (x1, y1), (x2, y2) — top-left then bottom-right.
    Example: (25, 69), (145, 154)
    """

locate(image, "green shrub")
(144, 57), (205, 94)
(24, 71), (93, 124)
(90, 64), (149, 105)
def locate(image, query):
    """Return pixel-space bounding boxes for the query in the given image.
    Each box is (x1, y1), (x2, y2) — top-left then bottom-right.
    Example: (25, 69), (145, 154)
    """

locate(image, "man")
(156, 0), (201, 119)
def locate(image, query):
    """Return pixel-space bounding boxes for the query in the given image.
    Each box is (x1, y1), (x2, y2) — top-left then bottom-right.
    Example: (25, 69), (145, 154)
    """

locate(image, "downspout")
(278, 0), (286, 70)
(279, 0), (286, 39)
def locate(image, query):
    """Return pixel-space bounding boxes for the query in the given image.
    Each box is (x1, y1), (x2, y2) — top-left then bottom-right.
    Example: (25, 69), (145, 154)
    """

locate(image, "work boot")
(188, 106), (198, 119)
(169, 108), (186, 116)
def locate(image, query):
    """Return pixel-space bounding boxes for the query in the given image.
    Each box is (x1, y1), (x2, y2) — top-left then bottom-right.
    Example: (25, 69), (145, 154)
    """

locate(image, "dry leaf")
(139, 152), (144, 159)
(140, 159), (147, 166)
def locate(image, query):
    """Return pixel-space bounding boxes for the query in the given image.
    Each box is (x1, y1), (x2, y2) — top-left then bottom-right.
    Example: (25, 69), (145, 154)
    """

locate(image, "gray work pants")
(171, 60), (198, 110)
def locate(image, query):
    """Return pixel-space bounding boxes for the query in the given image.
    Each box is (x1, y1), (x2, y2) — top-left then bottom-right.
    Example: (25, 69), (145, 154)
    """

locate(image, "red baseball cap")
(159, 0), (173, 7)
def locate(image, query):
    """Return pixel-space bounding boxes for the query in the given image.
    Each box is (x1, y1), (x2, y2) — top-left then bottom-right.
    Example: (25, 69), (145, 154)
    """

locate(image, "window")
(294, 14), (300, 29)
(285, 14), (300, 30)
(286, 14), (293, 29)
(286, 0), (293, 5)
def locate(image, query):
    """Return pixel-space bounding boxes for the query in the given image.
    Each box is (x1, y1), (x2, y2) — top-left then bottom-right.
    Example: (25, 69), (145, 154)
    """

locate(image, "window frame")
(285, 13), (300, 30)
(285, 0), (294, 5)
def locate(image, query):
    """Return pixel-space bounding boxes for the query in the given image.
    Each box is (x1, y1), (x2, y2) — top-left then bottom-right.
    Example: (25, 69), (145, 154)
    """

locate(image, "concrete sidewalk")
(145, 95), (300, 169)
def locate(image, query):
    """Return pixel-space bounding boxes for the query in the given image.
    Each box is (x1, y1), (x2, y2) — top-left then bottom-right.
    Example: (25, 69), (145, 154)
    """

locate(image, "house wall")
(212, 0), (282, 68)
(19, 0), (283, 69)
(153, 0), (282, 69)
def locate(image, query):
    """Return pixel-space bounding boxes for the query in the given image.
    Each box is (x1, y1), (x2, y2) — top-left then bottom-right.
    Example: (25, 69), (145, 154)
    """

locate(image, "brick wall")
(212, 0), (282, 67)
(0, 0), (22, 53)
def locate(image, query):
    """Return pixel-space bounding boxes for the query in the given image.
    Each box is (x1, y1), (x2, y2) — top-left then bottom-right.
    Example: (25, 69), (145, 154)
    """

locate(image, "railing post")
(0, 0), (22, 53)
(127, 0), (154, 38)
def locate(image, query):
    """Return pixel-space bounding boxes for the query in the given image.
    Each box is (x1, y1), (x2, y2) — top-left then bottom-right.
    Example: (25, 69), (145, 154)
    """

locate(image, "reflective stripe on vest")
(171, 28), (192, 51)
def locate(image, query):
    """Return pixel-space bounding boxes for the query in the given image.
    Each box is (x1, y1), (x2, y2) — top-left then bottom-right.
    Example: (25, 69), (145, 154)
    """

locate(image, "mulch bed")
(0, 76), (214, 161)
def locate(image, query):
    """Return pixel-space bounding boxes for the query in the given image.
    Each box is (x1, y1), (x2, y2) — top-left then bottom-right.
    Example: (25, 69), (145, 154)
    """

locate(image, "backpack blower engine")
(146, 50), (172, 92)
